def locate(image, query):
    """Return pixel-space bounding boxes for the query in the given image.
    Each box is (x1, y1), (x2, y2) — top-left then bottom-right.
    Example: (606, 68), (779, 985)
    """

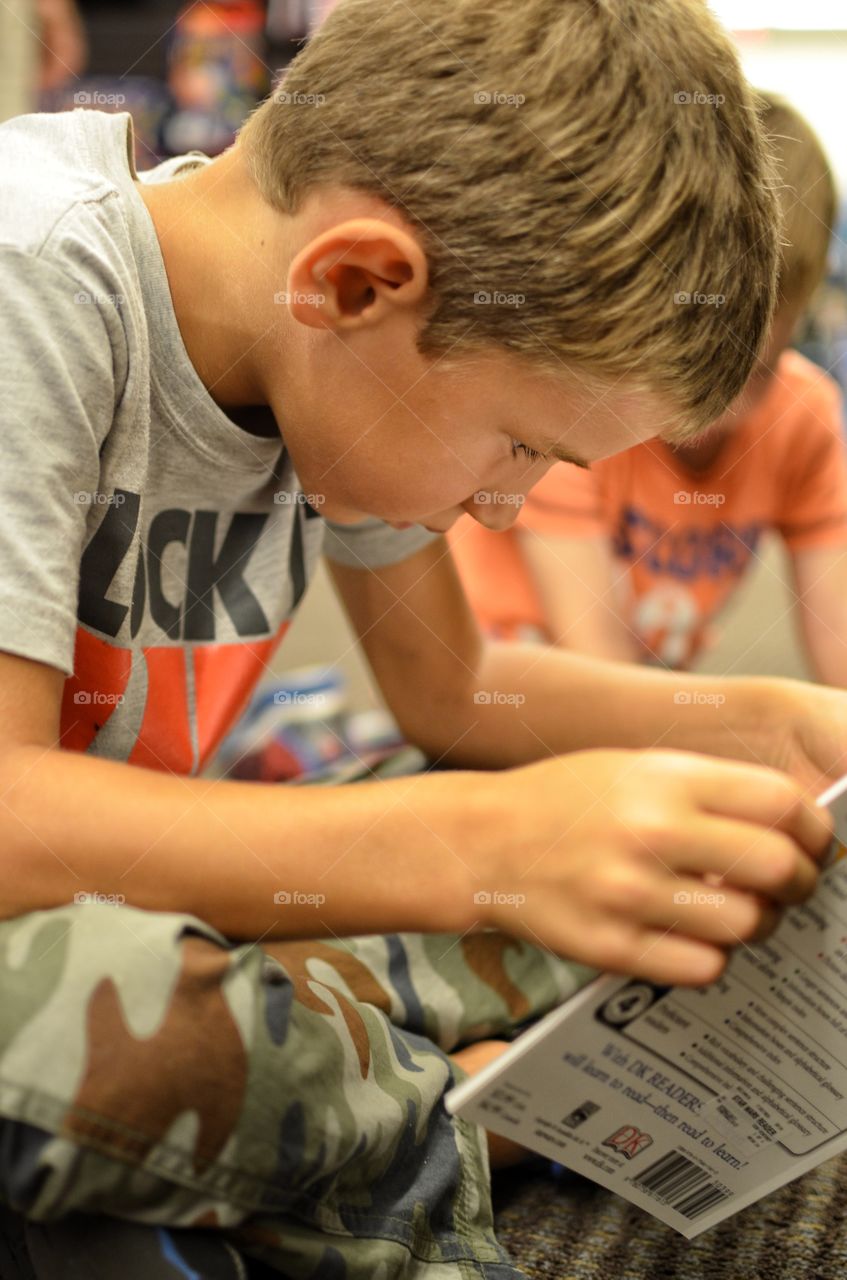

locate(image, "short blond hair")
(240, 0), (781, 435)
(758, 91), (836, 312)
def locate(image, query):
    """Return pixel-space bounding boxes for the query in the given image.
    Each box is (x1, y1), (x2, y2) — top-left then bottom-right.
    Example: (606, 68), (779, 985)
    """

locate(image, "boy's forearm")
(423, 640), (780, 768)
(798, 611), (847, 691)
(553, 625), (641, 665)
(791, 553), (847, 689)
(0, 747), (486, 939)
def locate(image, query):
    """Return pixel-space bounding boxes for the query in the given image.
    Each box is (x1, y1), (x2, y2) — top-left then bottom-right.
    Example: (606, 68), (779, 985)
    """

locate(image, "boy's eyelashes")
(510, 438), (545, 462)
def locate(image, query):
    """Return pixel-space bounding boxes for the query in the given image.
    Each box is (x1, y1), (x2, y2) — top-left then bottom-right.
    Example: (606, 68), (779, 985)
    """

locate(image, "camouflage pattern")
(0, 901), (598, 1278)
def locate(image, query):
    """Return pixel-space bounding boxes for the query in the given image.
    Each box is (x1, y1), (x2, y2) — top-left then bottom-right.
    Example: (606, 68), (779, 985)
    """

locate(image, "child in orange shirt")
(450, 92), (847, 676)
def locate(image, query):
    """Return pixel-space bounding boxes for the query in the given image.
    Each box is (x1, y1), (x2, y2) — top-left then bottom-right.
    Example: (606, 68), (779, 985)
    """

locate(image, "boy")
(0, 3), (843, 1277)
(450, 94), (847, 678)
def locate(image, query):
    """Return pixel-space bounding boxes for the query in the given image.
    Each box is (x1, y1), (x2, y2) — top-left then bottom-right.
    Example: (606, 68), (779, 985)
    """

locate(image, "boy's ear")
(286, 219), (428, 330)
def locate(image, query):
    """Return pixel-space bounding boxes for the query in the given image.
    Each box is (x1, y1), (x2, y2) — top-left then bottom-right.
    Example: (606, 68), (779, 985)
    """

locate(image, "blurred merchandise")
(266, 0), (338, 40)
(344, 708), (408, 759)
(216, 664), (417, 783)
(219, 665), (348, 780)
(163, 0), (269, 156)
(40, 75), (171, 165)
(266, 0), (309, 40)
(33, 0), (339, 165)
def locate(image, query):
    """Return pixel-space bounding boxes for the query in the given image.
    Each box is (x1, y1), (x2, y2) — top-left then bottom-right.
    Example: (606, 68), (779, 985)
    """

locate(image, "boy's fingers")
(668, 818), (822, 905)
(687, 758), (833, 859)
(746, 897), (785, 943)
(630, 878), (783, 947)
(604, 930), (726, 988)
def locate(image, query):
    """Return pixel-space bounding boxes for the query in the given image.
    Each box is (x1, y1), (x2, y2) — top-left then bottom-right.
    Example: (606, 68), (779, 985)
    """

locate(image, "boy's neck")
(671, 428), (732, 473)
(135, 146), (280, 411)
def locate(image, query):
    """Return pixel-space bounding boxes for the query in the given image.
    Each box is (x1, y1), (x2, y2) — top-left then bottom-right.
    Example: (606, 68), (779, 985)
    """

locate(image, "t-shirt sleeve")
(519, 460), (607, 538)
(321, 516), (440, 568)
(776, 374), (847, 553)
(0, 247), (117, 675)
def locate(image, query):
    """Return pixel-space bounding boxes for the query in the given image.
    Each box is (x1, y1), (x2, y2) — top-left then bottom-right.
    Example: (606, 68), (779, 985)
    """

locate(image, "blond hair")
(758, 91), (836, 312)
(240, 0), (781, 435)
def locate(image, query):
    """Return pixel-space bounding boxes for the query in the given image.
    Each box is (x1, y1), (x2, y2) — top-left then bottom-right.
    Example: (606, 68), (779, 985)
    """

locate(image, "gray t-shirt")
(0, 109), (436, 774)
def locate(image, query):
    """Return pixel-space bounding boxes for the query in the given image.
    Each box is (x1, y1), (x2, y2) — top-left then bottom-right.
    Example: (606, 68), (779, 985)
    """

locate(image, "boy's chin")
(316, 498), (424, 529)
(315, 494), (442, 532)
(389, 520), (449, 533)
(312, 498), (372, 525)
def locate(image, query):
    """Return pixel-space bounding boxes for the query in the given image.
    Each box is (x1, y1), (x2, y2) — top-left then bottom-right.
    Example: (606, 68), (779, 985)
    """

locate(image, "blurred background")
(2, 0), (845, 774)
(4, 1), (336, 164)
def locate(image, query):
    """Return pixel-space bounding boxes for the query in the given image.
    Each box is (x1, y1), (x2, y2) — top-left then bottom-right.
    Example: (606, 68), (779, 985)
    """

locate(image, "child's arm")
(517, 527), (641, 661)
(0, 642), (832, 989)
(791, 544), (847, 686)
(778, 371), (847, 686)
(330, 537), (847, 787)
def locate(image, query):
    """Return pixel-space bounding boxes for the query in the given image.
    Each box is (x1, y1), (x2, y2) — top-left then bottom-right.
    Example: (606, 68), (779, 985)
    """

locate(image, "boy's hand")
(473, 748), (833, 987)
(757, 679), (847, 793)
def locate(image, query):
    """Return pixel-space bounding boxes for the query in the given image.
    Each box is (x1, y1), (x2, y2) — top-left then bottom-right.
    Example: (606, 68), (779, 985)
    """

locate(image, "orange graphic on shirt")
(60, 621), (290, 774)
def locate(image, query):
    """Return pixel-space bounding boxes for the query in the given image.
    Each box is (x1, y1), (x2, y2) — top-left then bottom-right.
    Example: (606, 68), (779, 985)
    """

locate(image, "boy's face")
(262, 186), (667, 533)
(137, 154), (669, 527)
(276, 341), (667, 533)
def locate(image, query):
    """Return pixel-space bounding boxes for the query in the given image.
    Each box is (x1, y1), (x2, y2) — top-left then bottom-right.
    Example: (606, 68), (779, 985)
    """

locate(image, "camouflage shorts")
(0, 901), (598, 1278)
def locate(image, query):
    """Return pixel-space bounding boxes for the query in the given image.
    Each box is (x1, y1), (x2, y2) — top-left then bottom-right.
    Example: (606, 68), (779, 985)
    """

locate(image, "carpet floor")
(492, 1153), (847, 1280)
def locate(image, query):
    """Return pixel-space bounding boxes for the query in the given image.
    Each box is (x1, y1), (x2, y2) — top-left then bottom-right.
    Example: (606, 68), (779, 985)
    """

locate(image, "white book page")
(446, 777), (847, 1239)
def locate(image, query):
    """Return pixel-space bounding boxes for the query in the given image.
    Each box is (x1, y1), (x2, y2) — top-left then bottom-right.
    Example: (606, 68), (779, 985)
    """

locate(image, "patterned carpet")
(2, 1154), (845, 1278)
(492, 1153), (847, 1280)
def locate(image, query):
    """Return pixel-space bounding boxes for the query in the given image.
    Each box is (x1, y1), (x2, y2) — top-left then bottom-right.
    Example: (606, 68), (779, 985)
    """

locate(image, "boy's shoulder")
(764, 349), (843, 436)
(0, 110), (132, 263)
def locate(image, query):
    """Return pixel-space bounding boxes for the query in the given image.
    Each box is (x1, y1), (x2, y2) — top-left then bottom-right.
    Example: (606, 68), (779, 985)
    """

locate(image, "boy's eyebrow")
(548, 445), (590, 469)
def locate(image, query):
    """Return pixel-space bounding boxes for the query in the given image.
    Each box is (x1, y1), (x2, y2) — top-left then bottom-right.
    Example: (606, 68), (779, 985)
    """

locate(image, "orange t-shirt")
(449, 351), (847, 667)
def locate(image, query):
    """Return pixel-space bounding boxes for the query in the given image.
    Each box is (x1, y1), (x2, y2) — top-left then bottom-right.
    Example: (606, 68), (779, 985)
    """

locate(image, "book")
(445, 774), (847, 1238)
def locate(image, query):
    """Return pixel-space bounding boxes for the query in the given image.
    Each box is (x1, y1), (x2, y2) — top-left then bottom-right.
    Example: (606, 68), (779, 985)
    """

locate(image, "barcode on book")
(631, 1150), (732, 1219)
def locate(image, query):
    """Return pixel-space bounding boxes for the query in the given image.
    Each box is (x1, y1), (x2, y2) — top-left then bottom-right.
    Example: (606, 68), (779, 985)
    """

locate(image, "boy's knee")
(0, 904), (256, 1176)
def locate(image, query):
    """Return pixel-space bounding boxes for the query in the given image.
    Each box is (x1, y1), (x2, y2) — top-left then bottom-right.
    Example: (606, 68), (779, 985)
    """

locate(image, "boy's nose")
(464, 492), (523, 531)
